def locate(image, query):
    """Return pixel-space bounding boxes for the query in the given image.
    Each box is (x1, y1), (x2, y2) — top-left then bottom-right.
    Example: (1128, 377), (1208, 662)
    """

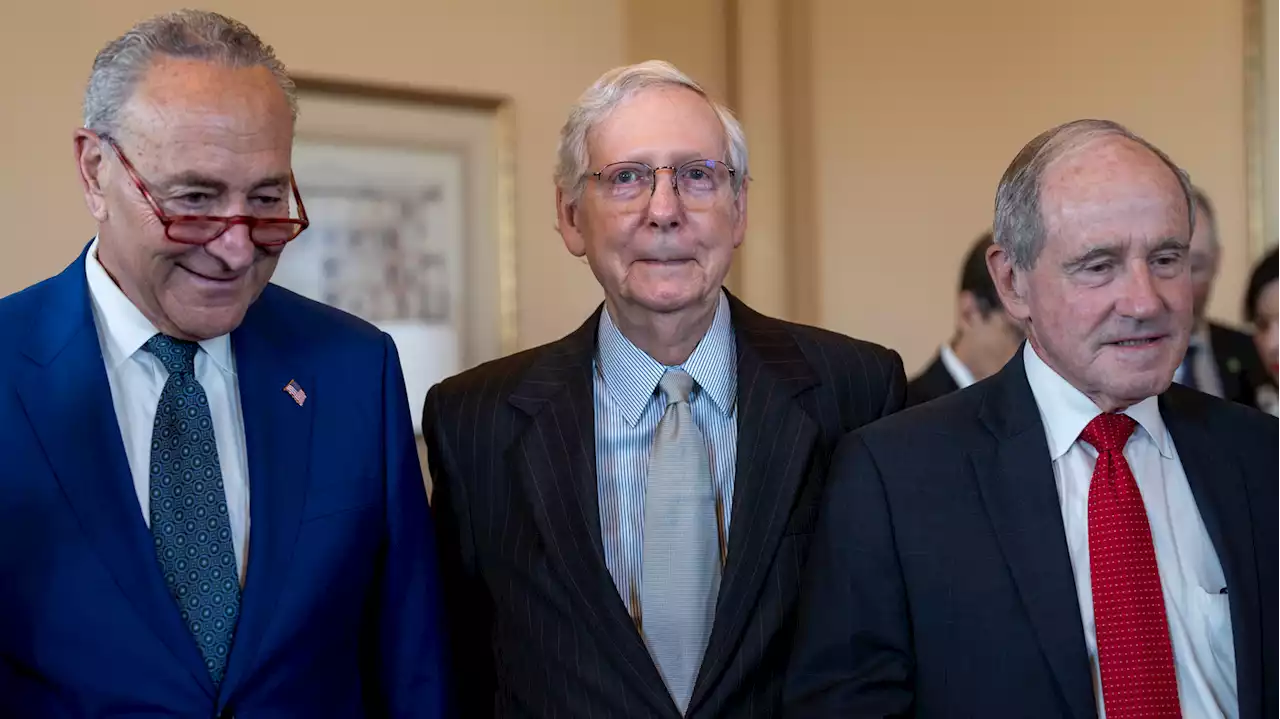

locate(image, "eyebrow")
(156, 172), (290, 193)
(1063, 237), (1188, 270)
(1149, 237), (1189, 254)
(1063, 244), (1122, 271)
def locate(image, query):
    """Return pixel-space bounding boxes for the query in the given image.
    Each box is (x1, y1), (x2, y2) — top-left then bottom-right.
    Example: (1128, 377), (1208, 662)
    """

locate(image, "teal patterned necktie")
(143, 334), (241, 685)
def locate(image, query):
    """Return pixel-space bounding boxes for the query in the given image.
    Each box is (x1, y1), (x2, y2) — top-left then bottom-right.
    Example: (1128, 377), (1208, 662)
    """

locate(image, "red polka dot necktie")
(1081, 413), (1180, 718)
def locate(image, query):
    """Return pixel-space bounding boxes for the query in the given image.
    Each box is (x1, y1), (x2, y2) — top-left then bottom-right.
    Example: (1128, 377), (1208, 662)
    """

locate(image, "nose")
(203, 222), (257, 273)
(1115, 261), (1163, 320)
(646, 170), (682, 231)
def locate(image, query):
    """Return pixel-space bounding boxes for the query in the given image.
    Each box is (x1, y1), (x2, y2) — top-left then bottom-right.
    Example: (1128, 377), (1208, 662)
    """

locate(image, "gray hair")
(554, 60), (749, 203)
(83, 9), (296, 136)
(993, 119), (1195, 270)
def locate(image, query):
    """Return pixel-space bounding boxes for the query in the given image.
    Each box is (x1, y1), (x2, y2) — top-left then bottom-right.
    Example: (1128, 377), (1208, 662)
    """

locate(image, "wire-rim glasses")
(588, 159), (737, 209)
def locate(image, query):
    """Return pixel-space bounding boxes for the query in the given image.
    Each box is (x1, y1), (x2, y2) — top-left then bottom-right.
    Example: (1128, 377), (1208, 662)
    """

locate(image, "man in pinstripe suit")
(423, 60), (906, 717)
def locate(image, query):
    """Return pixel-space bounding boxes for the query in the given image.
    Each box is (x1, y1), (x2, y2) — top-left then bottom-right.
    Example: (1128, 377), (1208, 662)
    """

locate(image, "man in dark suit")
(0, 11), (448, 716)
(906, 232), (1023, 407)
(424, 60), (905, 718)
(786, 119), (1277, 718)
(1181, 186), (1269, 408)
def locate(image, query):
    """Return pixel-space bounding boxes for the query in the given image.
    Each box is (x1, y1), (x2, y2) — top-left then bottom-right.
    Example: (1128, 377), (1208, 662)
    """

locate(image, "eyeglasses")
(98, 134), (309, 247)
(588, 159), (736, 210)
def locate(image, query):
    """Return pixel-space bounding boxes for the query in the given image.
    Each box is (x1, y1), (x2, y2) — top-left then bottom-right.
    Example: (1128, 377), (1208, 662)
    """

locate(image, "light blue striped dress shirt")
(594, 291), (738, 622)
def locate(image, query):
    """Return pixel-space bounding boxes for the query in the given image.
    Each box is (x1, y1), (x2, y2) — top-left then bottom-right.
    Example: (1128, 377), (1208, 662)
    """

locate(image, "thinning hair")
(993, 119), (1195, 270)
(83, 9), (296, 136)
(554, 60), (748, 203)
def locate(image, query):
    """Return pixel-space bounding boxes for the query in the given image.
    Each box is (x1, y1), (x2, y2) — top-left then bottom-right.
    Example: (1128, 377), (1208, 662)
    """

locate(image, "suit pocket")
(301, 476), (382, 522)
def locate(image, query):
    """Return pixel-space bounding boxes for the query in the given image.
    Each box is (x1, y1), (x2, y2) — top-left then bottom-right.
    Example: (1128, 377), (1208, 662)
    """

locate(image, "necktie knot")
(658, 369), (695, 406)
(144, 334), (199, 376)
(1080, 412), (1137, 453)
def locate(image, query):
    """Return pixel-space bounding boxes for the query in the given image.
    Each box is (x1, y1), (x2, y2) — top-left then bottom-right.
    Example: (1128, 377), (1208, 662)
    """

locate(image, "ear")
(986, 243), (1031, 323)
(74, 129), (110, 222)
(555, 187), (587, 258)
(730, 177), (749, 249)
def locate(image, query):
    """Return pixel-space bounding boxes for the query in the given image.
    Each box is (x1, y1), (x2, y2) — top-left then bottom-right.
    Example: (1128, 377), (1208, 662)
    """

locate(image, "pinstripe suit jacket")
(423, 294), (906, 718)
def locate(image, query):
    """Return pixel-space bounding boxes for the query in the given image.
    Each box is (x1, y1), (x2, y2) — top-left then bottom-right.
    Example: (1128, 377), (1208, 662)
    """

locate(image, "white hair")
(554, 60), (749, 202)
(83, 9), (296, 136)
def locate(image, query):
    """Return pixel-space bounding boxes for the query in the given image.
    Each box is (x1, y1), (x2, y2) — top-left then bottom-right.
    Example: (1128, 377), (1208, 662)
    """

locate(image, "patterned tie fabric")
(1081, 413), (1181, 718)
(143, 334), (241, 685)
(640, 369), (721, 715)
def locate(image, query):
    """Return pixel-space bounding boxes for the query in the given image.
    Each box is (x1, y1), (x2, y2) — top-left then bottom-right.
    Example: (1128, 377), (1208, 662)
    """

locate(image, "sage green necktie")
(640, 369), (721, 714)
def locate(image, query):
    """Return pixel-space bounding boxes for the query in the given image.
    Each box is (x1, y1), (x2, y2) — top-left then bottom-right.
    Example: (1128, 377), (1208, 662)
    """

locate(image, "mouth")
(636, 258), (695, 266)
(178, 264), (241, 284)
(1102, 335), (1167, 349)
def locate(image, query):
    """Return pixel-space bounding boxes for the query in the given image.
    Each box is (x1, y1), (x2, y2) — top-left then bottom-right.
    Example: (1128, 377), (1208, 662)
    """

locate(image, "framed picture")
(271, 76), (517, 433)
(1244, 0), (1277, 258)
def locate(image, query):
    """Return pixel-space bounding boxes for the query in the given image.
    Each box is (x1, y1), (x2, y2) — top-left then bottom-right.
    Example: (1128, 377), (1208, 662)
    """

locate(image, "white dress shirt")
(939, 342), (977, 390)
(1023, 343), (1237, 718)
(85, 238), (251, 584)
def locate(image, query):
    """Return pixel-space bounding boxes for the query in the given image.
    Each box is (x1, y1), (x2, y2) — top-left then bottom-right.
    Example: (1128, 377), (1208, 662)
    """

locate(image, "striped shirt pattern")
(593, 291), (738, 622)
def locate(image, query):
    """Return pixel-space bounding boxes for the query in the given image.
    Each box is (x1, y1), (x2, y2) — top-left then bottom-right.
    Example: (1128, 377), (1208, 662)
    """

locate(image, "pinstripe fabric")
(595, 292), (736, 622)
(423, 293), (907, 718)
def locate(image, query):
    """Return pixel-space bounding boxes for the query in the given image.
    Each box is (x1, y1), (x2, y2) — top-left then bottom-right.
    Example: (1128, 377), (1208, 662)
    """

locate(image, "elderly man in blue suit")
(0, 10), (448, 717)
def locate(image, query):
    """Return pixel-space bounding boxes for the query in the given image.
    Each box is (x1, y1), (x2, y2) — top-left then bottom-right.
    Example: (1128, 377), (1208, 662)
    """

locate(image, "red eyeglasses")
(99, 133), (309, 247)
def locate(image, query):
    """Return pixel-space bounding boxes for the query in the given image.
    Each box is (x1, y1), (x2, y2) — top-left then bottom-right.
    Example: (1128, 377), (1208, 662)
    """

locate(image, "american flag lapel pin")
(283, 379), (307, 407)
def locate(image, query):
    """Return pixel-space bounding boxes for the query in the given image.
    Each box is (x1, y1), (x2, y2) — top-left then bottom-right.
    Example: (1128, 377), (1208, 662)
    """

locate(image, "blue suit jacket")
(0, 248), (450, 717)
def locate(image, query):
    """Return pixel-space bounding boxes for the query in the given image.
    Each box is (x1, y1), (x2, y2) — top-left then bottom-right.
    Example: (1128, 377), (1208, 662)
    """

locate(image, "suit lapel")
(506, 309), (674, 715)
(690, 297), (818, 712)
(1161, 388), (1263, 719)
(974, 356), (1095, 719)
(219, 290), (316, 697)
(16, 251), (217, 697)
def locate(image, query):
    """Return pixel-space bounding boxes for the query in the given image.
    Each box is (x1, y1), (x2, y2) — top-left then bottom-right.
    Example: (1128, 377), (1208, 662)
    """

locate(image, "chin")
(169, 306), (251, 341)
(1103, 374), (1173, 406)
(628, 286), (709, 314)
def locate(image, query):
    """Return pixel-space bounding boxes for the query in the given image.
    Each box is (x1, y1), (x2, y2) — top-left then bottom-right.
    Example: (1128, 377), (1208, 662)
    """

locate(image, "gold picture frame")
(1244, 0), (1277, 258)
(272, 76), (517, 435)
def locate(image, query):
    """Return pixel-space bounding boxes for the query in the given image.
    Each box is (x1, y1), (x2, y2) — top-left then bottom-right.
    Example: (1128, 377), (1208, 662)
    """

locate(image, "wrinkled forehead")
(116, 57), (294, 173)
(1039, 136), (1190, 246)
(587, 85), (728, 166)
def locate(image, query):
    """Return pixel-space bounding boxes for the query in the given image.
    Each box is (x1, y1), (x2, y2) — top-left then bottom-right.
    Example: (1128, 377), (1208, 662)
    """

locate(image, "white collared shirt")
(1023, 343), (1237, 718)
(85, 238), (251, 583)
(939, 342), (977, 390)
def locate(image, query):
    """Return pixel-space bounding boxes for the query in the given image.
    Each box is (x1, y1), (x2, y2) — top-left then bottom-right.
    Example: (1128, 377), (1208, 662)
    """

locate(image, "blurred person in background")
(423, 60), (905, 717)
(1244, 247), (1278, 415)
(0, 11), (447, 717)
(906, 231), (1024, 407)
(1176, 187), (1267, 407)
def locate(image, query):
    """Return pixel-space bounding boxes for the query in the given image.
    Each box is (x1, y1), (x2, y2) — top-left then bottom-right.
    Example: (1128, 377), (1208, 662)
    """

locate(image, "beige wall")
(808, 0), (1258, 374)
(1, 1), (1265, 373)
(0, 0), (624, 349)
